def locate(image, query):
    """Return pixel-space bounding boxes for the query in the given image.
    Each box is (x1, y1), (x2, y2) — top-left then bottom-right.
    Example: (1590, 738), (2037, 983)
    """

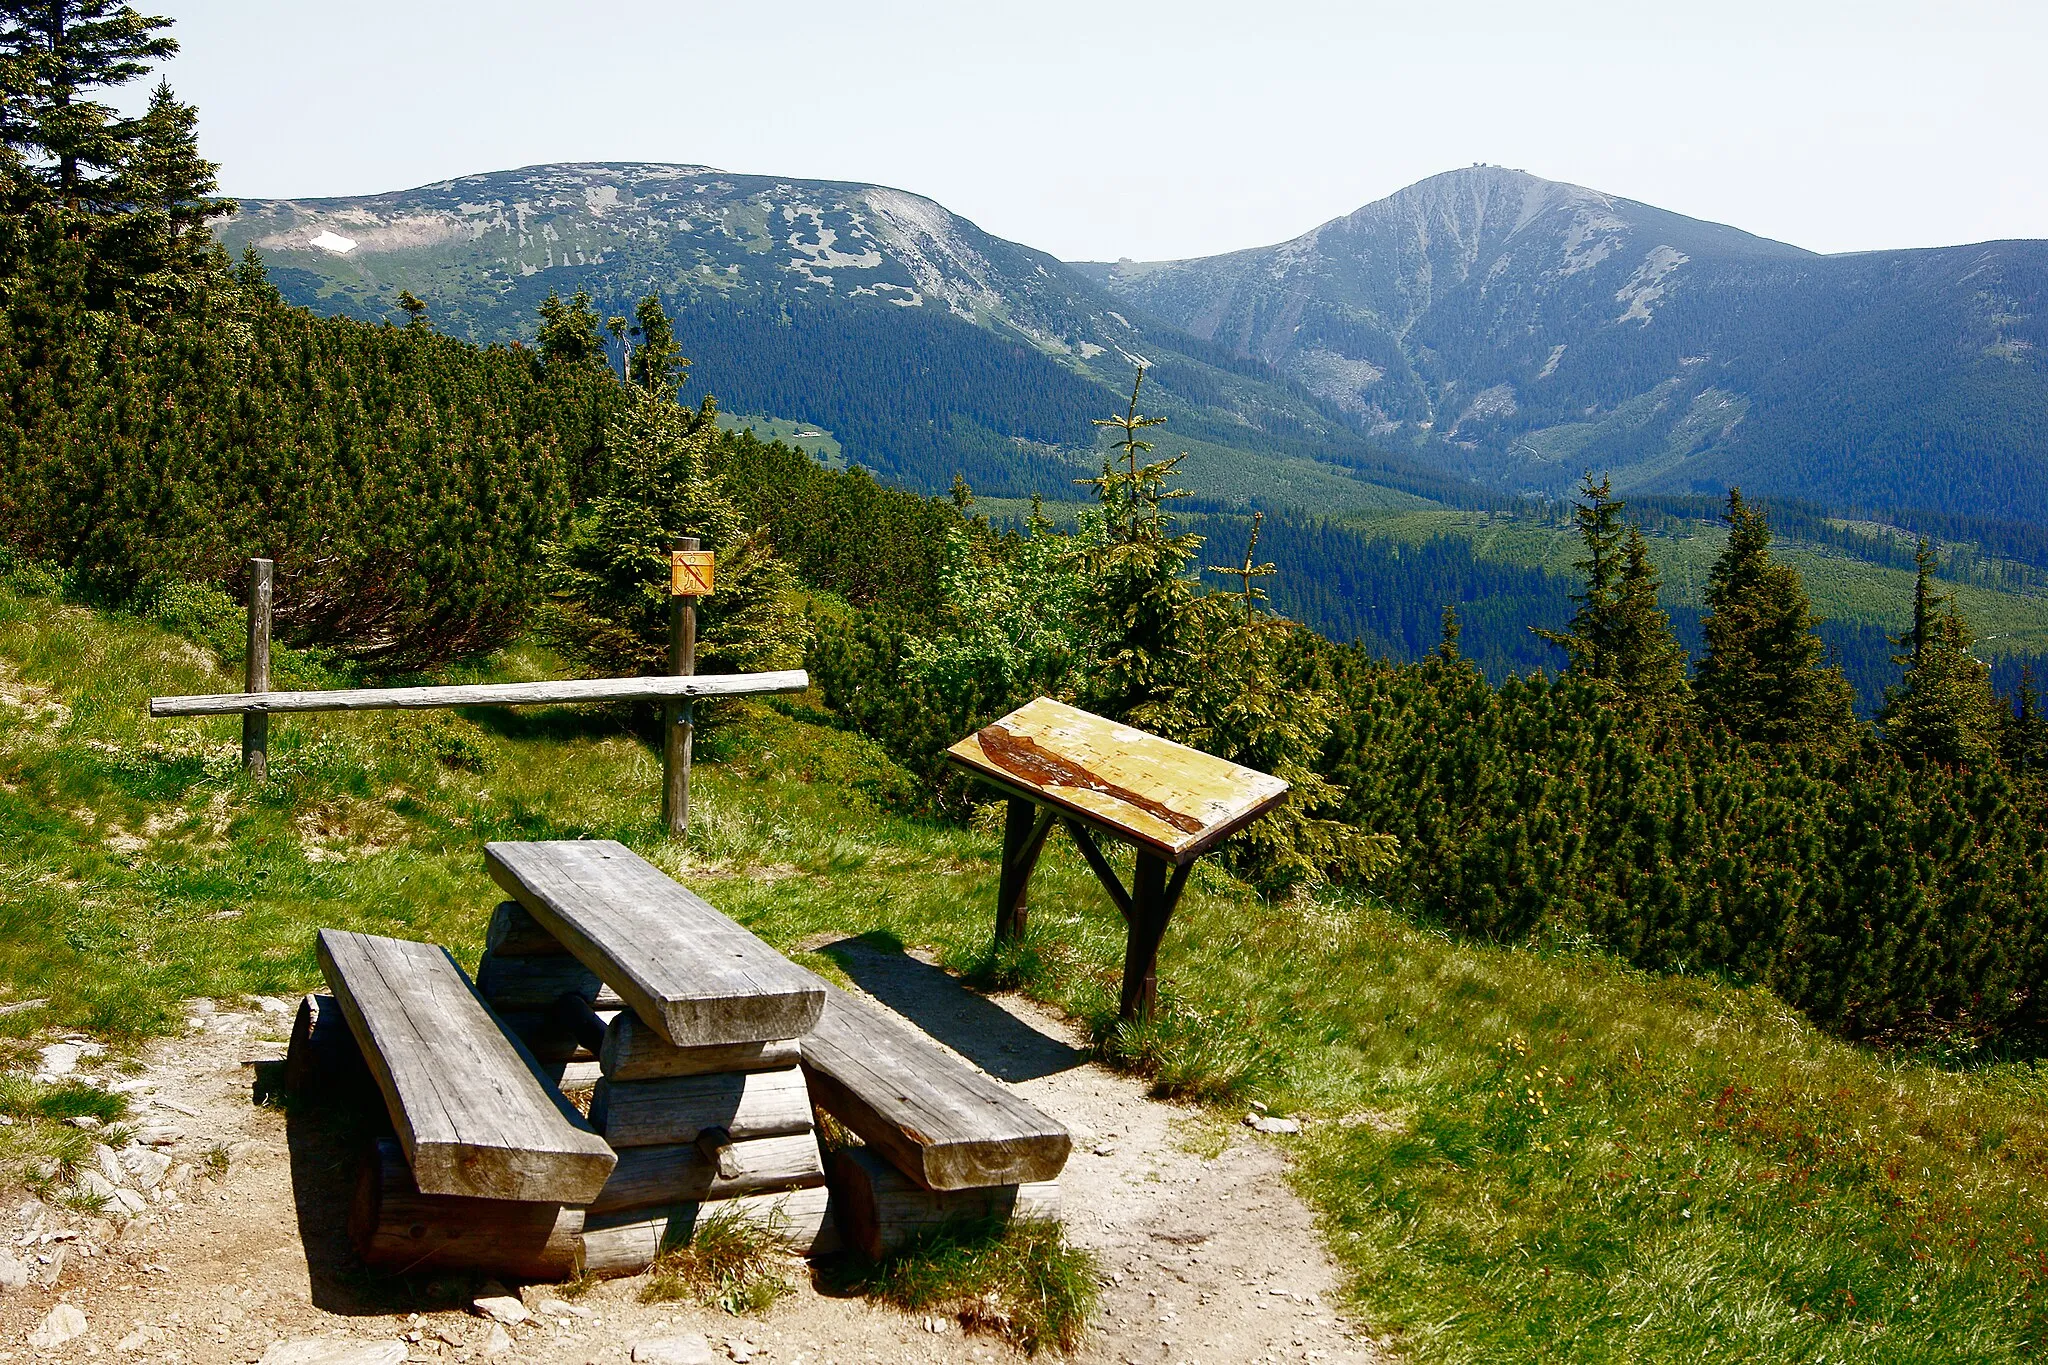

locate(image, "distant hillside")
(215, 164), (1465, 509)
(1088, 166), (2048, 525)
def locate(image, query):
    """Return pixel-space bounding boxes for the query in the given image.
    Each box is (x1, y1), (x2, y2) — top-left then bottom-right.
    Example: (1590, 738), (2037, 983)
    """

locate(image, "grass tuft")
(639, 1206), (796, 1315)
(1092, 1003), (1272, 1103)
(832, 1218), (1099, 1357)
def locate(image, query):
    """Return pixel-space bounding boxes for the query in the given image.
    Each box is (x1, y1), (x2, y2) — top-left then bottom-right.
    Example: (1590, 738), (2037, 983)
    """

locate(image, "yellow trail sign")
(670, 550), (715, 596)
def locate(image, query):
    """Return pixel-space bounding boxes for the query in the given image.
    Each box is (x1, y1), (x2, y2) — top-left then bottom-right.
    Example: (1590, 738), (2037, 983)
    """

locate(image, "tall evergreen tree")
(1880, 541), (2003, 766)
(626, 293), (685, 396)
(1694, 488), (1855, 744)
(94, 78), (228, 303)
(2002, 666), (2048, 776)
(1535, 475), (1687, 710)
(534, 288), (605, 370)
(0, 1), (174, 210)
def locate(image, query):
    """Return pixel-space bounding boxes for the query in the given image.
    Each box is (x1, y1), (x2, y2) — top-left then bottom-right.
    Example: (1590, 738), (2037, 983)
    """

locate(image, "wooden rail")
(149, 670), (808, 718)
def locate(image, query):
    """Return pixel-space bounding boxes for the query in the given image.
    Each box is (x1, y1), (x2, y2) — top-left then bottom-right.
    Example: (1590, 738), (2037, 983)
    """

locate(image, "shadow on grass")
(459, 703), (639, 745)
(814, 935), (1086, 1084)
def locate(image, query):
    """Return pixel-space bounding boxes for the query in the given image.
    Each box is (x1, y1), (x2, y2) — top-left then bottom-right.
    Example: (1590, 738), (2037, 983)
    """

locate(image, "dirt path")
(0, 955), (1383, 1364)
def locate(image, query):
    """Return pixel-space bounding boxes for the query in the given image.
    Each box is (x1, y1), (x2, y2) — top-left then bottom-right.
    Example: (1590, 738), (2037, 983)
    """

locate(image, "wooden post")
(1117, 854), (1192, 1021)
(242, 558), (272, 778)
(995, 798), (1055, 945)
(662, 537), (699, 837)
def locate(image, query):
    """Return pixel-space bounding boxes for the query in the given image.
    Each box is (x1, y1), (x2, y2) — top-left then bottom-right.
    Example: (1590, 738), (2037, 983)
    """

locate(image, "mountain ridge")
(1089, 165), (2048, 523)
(219, 161), (2048, 527)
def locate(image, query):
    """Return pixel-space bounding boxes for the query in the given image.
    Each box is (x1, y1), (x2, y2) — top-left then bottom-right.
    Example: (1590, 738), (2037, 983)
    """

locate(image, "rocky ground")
(0, 957), (1386, 1364)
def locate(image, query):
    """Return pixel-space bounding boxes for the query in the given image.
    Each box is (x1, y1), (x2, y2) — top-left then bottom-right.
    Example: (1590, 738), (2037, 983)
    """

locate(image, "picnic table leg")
(995, 798), (1055, 945)
(1120, 853), (1193, 1021)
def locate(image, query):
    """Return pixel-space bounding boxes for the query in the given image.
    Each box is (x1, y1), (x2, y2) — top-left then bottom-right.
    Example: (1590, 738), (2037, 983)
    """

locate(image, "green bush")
(1325, 649), (2048, 1044)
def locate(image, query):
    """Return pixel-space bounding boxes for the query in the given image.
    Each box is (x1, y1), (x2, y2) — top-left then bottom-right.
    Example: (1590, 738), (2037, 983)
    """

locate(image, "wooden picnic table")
(945, 697), (1289, 1019)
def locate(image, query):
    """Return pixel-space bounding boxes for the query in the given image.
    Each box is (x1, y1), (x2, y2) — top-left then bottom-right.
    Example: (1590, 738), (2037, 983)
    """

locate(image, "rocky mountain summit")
(1086, 165), (2048, 520)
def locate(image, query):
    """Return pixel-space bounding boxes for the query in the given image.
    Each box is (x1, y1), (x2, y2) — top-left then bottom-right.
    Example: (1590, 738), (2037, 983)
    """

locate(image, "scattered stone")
(80, 1170), (120, 1201)
(65, 1115), (103, 1131)
(480, 1322), (514, 1357)
(0, 997), (48, 1017)
(107, 1188), (148, 1218)
(133, 1124), (184, 1146)
(0, 1248), (29, 1291)
(254, 995), (293, 1014)
(122, 1147), (172, 1191)
(631, 1335), (715, 1365)
(165, 1162), (195, 1191)
(257, 1340), (408, 1365)
(472, 1293), (530, 1326)
(114, 1324), (153, 1352)
(537, 1297), (588, 1318)
(28, 1302), (88, 1349)
(94, 1144), (127, 1186)
(1250, 1100), (1269, 1112)
(1245, 1113), (1302, 1135)
(38, 1042), (82, 1076)
(724, 1336), (757, 1362)
(923, 1315), (951, 1333)
(434, 1325), (466, 1346)
(148, 1096), (199, 1118)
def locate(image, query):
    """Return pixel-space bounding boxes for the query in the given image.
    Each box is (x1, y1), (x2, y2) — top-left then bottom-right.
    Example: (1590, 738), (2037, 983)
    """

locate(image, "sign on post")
(671, 550), (715, 597)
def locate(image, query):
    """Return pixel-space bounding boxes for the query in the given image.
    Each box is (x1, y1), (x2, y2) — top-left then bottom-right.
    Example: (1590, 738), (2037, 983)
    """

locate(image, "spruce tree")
(1694, 488), (1855, 744)
(1879, 541), (2002, 765)
(1535, 475), (1688, 711)
(626, 292), (685, 396)
(89, 78), (227, 308)
(394, 288), (427, 328)
(2002, 667), (2048, 775)
(0, 1), (175, 210)
(544, 390), (805, 680)
(534, 288), (605, 369)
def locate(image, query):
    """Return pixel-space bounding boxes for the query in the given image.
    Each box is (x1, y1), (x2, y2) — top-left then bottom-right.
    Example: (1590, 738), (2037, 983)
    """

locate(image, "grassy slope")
(4, 581), (2047, 1361)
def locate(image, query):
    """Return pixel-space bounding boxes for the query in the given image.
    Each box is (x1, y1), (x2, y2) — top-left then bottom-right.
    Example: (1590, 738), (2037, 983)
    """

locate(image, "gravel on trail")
(0, 958), (1386, 1363)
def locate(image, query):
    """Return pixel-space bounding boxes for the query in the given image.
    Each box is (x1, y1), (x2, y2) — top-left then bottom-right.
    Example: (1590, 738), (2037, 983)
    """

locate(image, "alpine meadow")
(3, 4), (2048, 1364)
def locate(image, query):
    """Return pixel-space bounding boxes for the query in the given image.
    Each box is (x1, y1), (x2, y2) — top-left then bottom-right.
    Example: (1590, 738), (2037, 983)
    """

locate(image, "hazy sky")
(121, 0), (2048, 262)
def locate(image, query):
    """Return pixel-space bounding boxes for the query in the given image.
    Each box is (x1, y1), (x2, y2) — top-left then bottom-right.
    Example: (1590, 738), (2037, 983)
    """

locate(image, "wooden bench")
(315, 928), (616, 1204)
(798, 977), (1071, 1191)
(486, 840), (824, 1046)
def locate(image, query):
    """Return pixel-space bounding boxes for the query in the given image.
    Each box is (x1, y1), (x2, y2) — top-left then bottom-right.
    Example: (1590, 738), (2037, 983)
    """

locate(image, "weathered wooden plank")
(350, 1138), (584, 1279)
(798, 979), (1071, 1191)
(580, 1187), (835, 1274)
(149, 669), (811, 718)
(474, 949), (601, 1011)
(943, 697), (1288, 863)
(485, 840), (824, 1047)
(587, 1132), (825, 1215)
(600, 1012), (803, 1081)
(825, 1146), (1060, 1260)
(315, 928), (616, 1203)
(485, 900), (566, 957)
(589, 1068), (813, 1148)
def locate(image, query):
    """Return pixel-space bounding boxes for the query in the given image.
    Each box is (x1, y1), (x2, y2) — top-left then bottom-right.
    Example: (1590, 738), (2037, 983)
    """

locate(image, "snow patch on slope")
(1615, 246), (1688, 324)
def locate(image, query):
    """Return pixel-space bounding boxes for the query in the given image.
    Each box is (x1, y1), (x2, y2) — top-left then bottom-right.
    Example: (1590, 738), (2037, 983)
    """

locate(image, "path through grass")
(3, 575), (2046, 1360)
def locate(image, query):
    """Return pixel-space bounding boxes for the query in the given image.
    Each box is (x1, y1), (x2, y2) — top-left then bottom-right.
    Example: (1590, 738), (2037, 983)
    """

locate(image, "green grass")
(639, 1204), (797, 1315)
(5, 573), (2048, 1360)
(829, 1218), (1100, 1356)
